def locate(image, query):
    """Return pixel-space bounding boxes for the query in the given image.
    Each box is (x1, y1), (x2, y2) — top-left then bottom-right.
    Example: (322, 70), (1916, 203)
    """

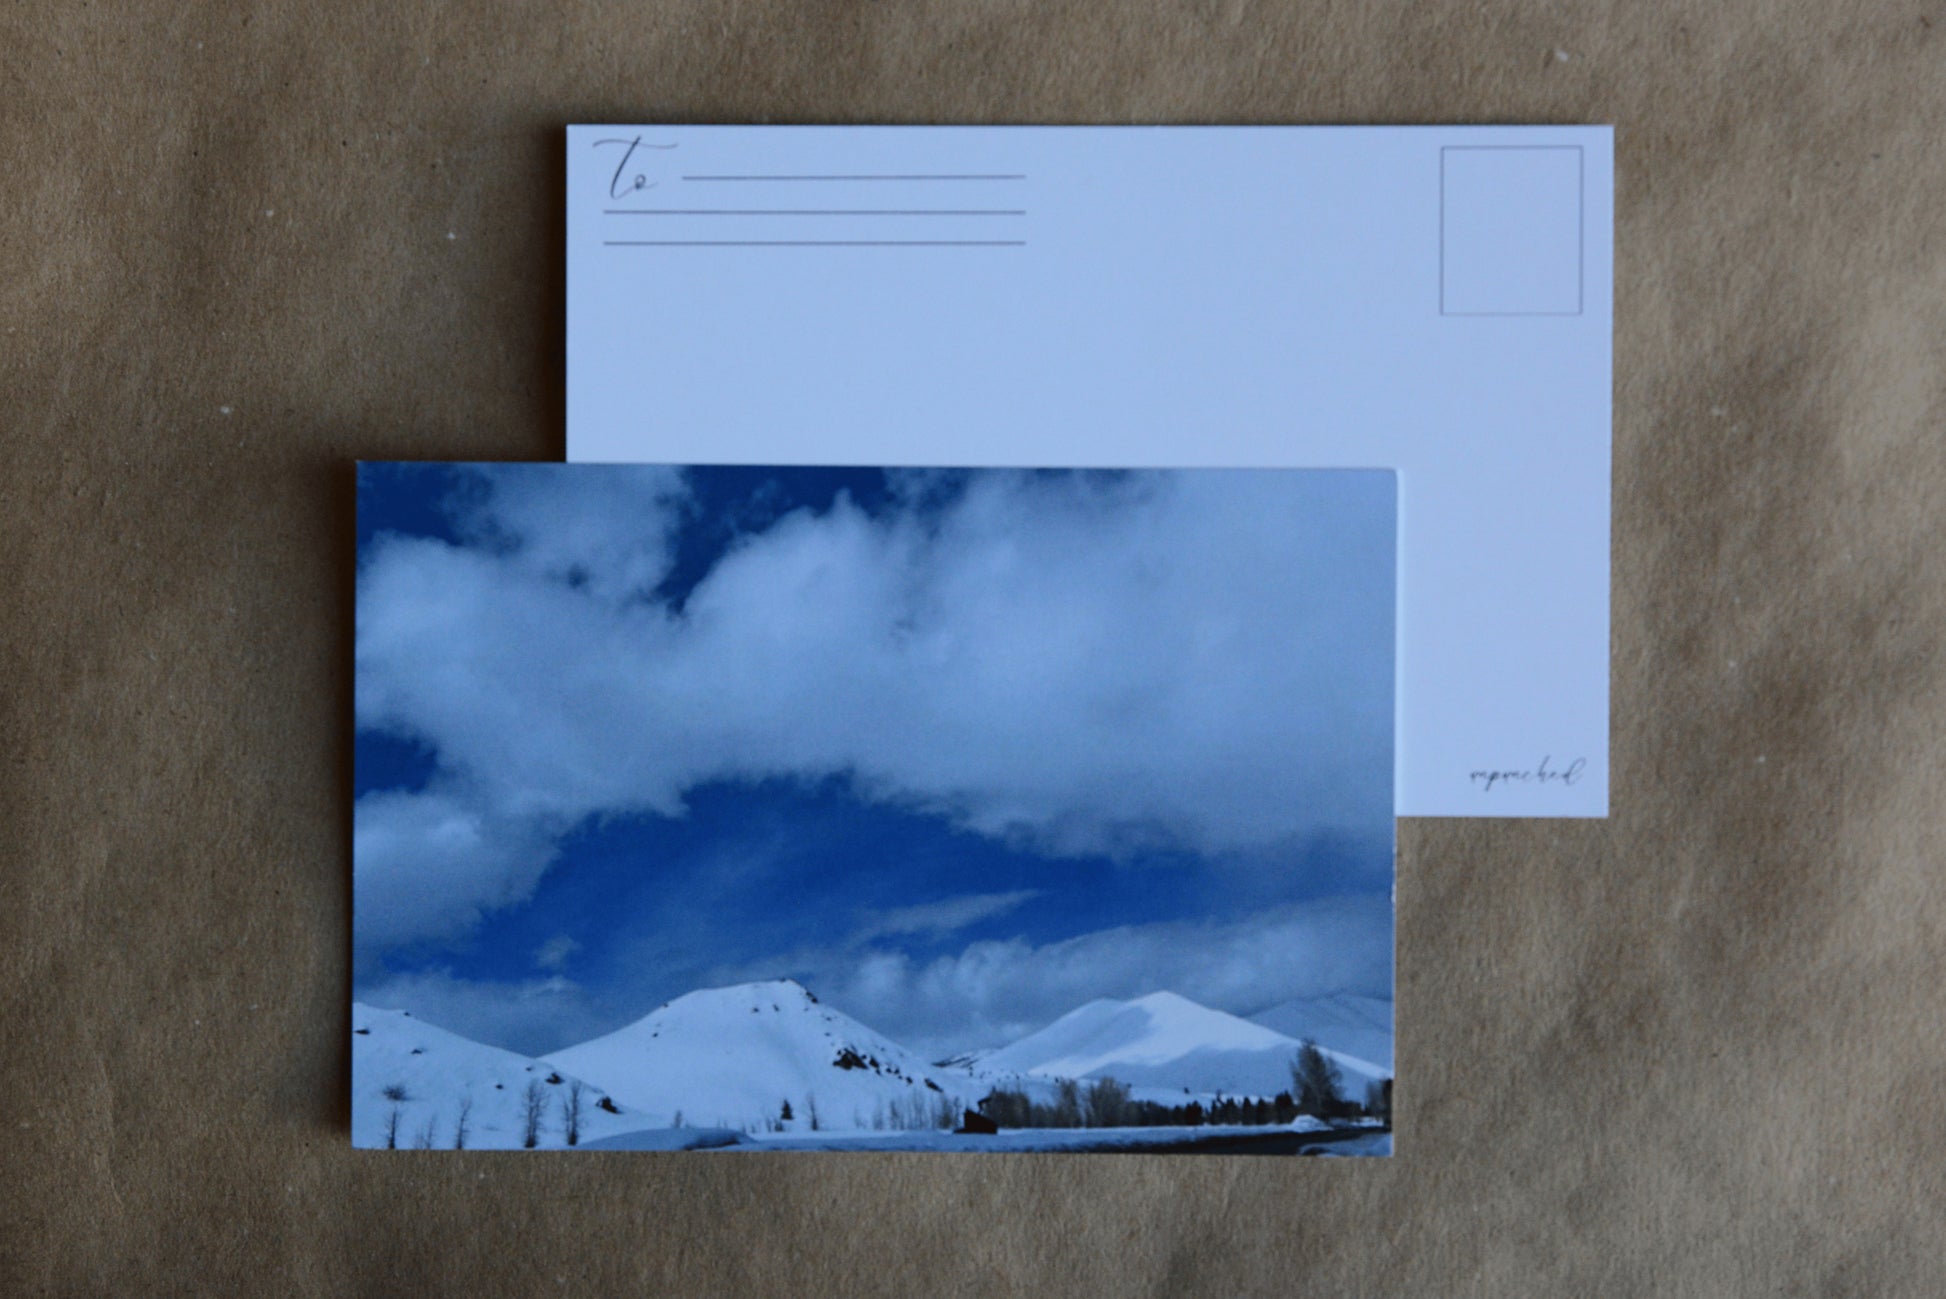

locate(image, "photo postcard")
(354, 462), (1396, 1154)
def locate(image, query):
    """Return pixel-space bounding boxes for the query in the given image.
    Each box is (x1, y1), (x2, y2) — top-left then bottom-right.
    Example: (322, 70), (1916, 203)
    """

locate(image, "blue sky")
(354, 464), (1395, 1058)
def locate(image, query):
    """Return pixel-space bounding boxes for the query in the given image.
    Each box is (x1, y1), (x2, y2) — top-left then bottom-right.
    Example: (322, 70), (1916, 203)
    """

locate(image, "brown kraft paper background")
(3, 2), (1942, 1294)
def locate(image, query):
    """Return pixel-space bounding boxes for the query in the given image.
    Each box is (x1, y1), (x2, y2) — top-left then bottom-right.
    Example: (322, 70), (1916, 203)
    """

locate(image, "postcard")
(354, 463), (1396, 1154)
(564, 124), (1613, 817)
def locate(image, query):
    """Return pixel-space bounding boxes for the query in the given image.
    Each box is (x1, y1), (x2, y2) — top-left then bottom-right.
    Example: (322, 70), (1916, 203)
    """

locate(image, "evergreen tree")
(1290, 1039), (1345, 1116)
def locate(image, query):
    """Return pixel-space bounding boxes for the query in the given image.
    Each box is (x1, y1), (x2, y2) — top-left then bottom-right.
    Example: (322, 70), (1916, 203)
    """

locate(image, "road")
(1070, 1125), (1389, 1156)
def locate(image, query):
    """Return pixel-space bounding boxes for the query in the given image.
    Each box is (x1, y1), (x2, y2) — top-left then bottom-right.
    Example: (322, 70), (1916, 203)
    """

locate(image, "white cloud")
(850, 890), (1042, 943)
(353, 967), (608, 1060)
(534, 934), (581, 971)
(356, 468), (1393, 953)
(449, 463), (689, 603)
(352, 789), (560, 953)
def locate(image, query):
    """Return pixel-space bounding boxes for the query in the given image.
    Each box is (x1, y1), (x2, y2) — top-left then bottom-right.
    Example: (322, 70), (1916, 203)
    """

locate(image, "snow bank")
(576, 1127), (751, 1152)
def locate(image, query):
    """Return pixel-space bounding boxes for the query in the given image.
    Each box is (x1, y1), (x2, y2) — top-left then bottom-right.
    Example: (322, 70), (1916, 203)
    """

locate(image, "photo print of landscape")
(353, 462), (1396, 1154)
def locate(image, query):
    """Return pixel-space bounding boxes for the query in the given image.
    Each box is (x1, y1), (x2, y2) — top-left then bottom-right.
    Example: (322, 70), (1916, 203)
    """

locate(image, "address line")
(604, 208), (1026, 216)
(603, 239), (1026, 247)
(680, 173), (1026, 181)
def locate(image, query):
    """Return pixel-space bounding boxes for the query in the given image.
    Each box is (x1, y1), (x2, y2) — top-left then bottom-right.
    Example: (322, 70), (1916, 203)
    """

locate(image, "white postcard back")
(565, 125), (1612, 817)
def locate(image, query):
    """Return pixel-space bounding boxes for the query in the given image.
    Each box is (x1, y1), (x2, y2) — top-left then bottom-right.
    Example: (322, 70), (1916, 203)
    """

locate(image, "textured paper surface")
(3, 3), (1943, 1294)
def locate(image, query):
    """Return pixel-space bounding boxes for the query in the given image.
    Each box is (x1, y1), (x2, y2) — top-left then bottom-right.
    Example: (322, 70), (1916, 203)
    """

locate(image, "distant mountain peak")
(1246, 993), (1393, 1072)
(671, 978), (818, 1008)
(978, 990), (1387, 1098)
(1126, 990), (1216, 1015)
(542, 980), (965, 1128)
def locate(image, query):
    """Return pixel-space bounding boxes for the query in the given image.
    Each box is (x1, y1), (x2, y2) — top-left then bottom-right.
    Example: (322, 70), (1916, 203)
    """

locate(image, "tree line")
(976, 1041), (1390, 1131)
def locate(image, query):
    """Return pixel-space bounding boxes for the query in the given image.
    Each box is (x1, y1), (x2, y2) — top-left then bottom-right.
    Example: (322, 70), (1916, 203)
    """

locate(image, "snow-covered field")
(1310, 1131), (1392, 1157)
(580, 1117), (1372, 1154)
(353, 979), (1394, 1155)
(573, 1127), (752, 1152)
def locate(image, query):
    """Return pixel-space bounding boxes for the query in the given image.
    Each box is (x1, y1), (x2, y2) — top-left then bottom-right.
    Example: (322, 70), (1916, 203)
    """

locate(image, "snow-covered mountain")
(351, 1003), (637, 1150)
(976, 991), (1388, 1098)
(354, 983), (1391, 1149)
(544, 979), (978, 1133)
(1247, 993), (1393, 1070)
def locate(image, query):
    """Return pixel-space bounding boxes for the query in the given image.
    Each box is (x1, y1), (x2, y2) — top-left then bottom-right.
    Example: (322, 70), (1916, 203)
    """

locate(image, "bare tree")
(415, 1115), (438, 1149)
(1084, 1077), (1131, 1128)
(564, 1079), (585, 1146)
(981, 1088), (1030, 1129)
(1052, 1078), (1082, 1128)
(384, 1104), (402, 1150)
(806, 1093), (820, 1132)
(522, 1079), (548, 1149)
(453, 1095), (473, 1150)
